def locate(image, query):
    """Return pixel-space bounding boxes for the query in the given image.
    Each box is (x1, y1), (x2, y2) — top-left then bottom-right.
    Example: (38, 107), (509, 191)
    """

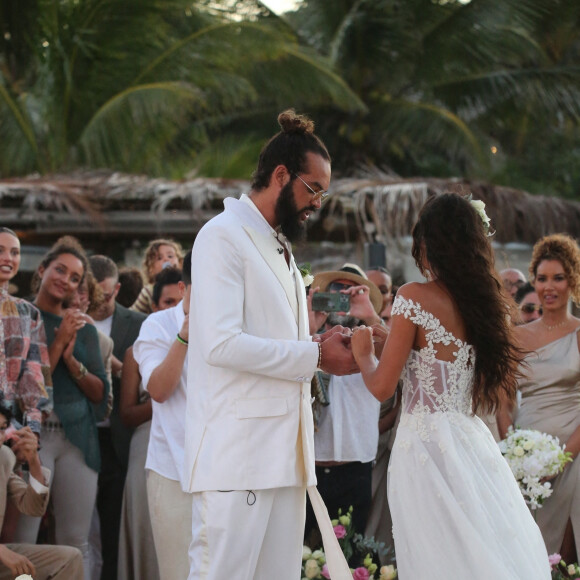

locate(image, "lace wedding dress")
(388, 297), (550, 579)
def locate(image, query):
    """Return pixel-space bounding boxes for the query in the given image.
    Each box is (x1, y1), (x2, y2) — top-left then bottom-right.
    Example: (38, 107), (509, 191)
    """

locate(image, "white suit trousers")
(188, 486), (305, 580)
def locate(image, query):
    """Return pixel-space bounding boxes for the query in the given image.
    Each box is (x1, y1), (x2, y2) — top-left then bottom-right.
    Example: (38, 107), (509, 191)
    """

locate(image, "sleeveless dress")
(514, 328), (580, 556)
(387, 296), (550, 579)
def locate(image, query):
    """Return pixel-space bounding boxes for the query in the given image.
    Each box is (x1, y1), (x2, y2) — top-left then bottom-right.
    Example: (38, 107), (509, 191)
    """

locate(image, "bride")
(351, 193), (551, 579)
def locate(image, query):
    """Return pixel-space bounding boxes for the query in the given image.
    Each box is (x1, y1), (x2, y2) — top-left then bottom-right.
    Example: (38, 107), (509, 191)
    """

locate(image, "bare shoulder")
(395, 281), (428, 302)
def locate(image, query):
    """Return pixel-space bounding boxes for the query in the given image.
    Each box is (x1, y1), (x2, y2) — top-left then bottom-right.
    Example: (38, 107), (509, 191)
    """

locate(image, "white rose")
(380, 564), (397, 579)
(16, 575), (34, 580)
(303, 274), (314, 287)
(523, 440), (534, 451)
(513, 446), (525, 457)
(302, 546), (312, 561)
(569, 564), (577, 575)
(304, 559), (321, 579)
(312, 549), (325, 562)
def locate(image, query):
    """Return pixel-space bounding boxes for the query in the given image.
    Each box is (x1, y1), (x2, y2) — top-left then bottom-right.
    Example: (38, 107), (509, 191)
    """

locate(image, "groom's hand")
(318, 332), (359, 376)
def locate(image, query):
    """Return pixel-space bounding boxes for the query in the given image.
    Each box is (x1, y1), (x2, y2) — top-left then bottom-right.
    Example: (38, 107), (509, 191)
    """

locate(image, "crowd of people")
(0, 109), (579, 580)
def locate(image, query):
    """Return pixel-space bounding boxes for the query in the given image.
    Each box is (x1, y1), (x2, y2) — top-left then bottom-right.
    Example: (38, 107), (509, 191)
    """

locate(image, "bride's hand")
(351, 327), (374, 362)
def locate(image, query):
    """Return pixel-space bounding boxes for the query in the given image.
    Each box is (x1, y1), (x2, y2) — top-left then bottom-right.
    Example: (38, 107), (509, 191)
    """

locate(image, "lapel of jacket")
(243, 226), (298, 323)
(290, 256), (309, 340)
(111, 305), (130, 357)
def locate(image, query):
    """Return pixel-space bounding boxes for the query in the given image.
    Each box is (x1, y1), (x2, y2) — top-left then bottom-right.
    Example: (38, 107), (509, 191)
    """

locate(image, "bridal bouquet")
(499, 427), (572, 509)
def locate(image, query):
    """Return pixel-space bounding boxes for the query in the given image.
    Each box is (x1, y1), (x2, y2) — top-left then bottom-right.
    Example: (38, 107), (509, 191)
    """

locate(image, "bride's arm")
(352, 308), (416, 402)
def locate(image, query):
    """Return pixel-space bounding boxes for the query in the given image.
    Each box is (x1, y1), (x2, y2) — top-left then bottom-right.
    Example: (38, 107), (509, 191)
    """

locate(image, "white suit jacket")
(183, 195), (319, 492)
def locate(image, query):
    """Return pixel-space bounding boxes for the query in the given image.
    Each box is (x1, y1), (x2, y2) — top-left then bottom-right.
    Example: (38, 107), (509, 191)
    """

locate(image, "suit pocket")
(235, 397), (288, 419)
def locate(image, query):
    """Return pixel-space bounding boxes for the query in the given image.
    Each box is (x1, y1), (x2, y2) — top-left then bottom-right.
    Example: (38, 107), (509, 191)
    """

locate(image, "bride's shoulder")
(392, 282), (433, 315)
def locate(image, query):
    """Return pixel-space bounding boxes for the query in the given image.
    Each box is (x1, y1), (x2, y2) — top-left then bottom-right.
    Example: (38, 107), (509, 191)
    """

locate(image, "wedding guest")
(133, 252), (192, 579)
(305, 264), (383, 547)
(0, 404), (83, 580)
(352, 193), (550, 578)
(117, 265), (184, 580)
(89, 255), (146, 580)
(0, 227), (52, 434)
(514, 281), (542, 324)
(129, 240), (183, 315)
(498, 233), (580, 564)
(500, 267), (526, 298)
(14, 236), (110, 580)
(116, 268), (144, 310)
(366, 267), (392, 323)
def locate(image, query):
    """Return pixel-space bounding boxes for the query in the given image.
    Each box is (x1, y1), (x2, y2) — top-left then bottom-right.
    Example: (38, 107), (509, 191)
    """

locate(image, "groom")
(184, 110), (357, 580)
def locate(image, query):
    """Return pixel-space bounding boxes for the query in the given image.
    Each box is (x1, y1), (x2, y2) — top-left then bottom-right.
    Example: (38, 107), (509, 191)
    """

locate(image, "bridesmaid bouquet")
(499, 427), (573, 509)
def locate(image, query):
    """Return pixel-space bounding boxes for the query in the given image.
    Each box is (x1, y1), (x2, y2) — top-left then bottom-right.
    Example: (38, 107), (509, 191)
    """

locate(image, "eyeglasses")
(520, 303), (543, 315)
(292, 173), (329, 202)
(328, 281), (355, 292)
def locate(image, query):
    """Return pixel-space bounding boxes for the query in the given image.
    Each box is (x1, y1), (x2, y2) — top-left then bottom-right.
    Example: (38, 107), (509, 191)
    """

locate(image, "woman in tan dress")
(498, 233), (580, 563)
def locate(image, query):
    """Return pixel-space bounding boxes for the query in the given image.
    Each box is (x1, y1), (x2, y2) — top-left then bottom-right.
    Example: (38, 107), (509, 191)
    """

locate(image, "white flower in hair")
(467, 195), (493, 236)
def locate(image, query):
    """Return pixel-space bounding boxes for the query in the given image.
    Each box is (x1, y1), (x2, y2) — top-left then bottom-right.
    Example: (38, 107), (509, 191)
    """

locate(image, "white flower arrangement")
(498, 427), (572, 509)
(468, 197), (493, 236)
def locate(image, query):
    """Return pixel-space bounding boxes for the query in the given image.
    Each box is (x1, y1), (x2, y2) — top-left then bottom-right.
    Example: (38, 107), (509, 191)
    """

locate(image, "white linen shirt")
(133, 302), (187, 482)
(314, 373), (381, 463)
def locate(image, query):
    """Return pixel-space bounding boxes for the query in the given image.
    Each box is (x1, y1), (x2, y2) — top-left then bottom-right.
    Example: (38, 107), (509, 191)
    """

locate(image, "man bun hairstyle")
(251, 109), (330, 191)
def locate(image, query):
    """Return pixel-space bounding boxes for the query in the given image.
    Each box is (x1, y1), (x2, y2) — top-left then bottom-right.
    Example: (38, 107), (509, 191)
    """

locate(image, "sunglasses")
(520, 303), (543, 315)
(328, 281), (355, 292)
(292, 173), (329, 202)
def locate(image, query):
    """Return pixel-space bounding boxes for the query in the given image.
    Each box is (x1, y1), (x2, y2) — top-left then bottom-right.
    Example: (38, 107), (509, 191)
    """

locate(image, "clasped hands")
(315, 323), (387, 376)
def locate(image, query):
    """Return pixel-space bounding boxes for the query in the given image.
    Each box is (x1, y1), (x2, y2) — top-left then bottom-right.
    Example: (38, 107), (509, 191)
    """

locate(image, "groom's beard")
(275, 181), (315, 243)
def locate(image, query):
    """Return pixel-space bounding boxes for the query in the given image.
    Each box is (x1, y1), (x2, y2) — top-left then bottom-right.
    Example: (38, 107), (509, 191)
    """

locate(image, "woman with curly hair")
(14, 236), (109, 579)
(129, 239), (183, 315)
(498, 233), (580, 564)
(351, 193), (550, 578)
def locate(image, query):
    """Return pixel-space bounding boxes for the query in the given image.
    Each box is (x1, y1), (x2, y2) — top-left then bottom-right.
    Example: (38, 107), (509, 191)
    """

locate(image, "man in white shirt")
(133, 251), (192, 580)
(306, 264), (383, 546)
(185, 110), (357, 580)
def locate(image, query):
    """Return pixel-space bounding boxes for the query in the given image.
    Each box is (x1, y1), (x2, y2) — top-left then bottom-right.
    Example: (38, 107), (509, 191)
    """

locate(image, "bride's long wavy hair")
(411, 193), (521, 413)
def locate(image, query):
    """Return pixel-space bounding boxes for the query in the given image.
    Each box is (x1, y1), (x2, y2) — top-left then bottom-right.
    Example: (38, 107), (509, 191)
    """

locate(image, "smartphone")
(311, 292), (350, 312)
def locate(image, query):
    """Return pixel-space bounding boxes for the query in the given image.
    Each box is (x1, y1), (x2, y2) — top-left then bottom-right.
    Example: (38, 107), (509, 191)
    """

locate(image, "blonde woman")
(129, 239), (183, 315)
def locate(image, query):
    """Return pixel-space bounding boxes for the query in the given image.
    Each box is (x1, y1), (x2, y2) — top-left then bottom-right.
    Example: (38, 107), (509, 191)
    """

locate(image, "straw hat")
(311, 263), (382, 314)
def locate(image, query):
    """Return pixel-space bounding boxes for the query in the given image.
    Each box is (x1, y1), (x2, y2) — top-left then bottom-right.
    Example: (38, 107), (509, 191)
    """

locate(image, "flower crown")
(466, 194), (494, 237)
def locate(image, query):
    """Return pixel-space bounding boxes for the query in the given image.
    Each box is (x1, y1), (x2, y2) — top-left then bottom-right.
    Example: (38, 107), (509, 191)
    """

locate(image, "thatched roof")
(1, 171), (579, 244)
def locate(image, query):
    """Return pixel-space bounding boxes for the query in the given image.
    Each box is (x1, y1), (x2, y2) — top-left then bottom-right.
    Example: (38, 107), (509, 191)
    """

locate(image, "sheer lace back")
(392, 296), (476, 426)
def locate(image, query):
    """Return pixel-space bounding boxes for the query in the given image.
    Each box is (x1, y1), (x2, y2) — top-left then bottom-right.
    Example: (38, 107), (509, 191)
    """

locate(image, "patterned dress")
(0, 287), (51, 432)
(387, 296), (550, 579)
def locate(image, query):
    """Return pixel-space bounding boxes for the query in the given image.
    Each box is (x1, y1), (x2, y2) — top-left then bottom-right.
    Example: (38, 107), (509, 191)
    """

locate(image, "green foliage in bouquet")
(302, 506), (397, 579)
(549, 553), (580, 579)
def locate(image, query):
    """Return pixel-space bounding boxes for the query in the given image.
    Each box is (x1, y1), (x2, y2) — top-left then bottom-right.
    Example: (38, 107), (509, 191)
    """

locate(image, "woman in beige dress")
(498, 233), (580, 563)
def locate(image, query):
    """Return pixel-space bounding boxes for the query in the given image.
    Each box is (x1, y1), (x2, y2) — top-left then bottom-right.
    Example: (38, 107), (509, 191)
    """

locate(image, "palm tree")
(285, 0), (580, 197)
(0, 0), (363, 177)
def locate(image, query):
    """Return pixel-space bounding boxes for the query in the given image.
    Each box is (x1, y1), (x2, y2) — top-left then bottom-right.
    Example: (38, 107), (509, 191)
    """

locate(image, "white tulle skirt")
(388, 412), (551, 579)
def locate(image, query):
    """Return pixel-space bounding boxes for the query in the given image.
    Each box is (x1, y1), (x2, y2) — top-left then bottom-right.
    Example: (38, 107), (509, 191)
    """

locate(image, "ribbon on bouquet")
(307, 486), (352, 579)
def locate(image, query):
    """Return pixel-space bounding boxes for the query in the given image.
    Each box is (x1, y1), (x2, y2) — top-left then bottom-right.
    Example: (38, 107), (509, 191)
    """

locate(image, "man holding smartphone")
(305, 264), (384, 548)
(185, 110), (357, 580)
